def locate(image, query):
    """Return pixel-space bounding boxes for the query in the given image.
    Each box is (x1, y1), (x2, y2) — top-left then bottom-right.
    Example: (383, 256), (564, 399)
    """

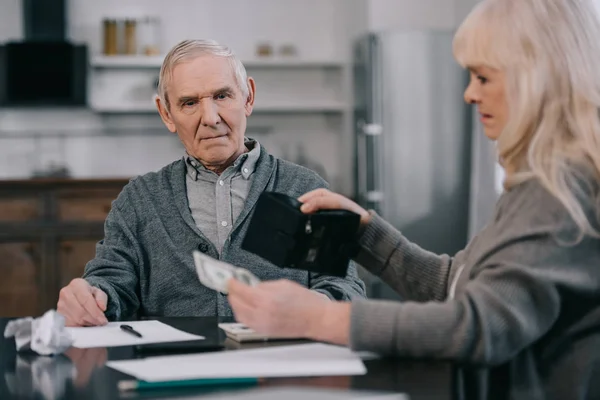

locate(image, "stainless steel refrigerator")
(353, 31), (473, 299)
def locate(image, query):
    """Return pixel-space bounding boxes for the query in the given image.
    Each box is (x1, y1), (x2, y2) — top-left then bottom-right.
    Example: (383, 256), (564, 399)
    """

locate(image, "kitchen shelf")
(91, 55), (164, 68)
(90, 55), (346, 69)
(255, 102), (347, 112)
(91, 101), (347, 114)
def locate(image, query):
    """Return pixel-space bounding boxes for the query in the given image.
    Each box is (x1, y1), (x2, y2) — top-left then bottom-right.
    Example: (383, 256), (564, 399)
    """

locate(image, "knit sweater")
(350, 175), (600, 367)
(83, 145), (366, 320)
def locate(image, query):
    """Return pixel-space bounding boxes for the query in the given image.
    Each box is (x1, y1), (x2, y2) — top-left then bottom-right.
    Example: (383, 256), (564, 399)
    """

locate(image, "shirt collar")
(184, 138), (260, 181)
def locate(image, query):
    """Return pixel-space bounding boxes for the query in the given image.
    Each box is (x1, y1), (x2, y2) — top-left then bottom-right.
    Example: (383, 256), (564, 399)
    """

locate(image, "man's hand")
(57, 278), (108, 327)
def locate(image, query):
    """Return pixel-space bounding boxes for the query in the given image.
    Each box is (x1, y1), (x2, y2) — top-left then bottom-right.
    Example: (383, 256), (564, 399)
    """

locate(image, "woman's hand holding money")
(227, 279), (351, 346)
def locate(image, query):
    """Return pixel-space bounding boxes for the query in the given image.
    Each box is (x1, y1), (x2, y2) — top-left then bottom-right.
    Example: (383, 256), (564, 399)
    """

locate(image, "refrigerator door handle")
(357, 121), (384, 207)
(366, 190), (384, 203)
(364, 122), (383, 204)
(363, 123), (383, 136)
(356, 119), (368, 203)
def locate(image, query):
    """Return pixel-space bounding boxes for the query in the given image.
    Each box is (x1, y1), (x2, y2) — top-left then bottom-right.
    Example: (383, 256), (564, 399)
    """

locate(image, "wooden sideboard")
(0, 179), (130, 317)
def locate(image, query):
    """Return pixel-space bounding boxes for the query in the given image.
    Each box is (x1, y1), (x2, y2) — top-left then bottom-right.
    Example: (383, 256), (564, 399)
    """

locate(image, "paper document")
(66, 320), (205, 348)
(107, 343), (367, 381)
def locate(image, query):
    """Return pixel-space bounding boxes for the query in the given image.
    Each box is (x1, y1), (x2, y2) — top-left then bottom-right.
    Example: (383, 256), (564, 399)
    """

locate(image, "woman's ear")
(155, 95), (177, 133)
(244, 77), (256, 117)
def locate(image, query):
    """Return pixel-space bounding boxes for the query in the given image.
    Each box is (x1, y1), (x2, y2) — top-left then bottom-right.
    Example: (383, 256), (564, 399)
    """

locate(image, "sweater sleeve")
(309, 260), (367, 300)
(83, 191), (142, 321)
(348, 180), (600, 365)
(354, 211), (455, 302)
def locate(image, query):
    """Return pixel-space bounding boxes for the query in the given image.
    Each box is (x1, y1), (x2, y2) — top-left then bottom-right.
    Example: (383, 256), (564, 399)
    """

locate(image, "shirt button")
(221, 221), (228, 227)
(198, 243), (209, 253)
(243, 168), (249, 174)
(219, 180), (224, 186)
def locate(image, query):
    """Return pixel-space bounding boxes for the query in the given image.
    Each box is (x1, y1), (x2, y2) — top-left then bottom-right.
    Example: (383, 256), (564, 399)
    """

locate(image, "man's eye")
(183, 100), (197, 107)
(215, 93), (228, 100)
(477, 75), (488, 84)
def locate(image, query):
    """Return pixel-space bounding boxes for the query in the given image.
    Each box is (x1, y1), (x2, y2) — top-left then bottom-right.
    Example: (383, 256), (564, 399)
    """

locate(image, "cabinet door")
(58, 240), (100, 289)
(0, 197), (41, 222)
(0, 242), (42, 317)
(57, 188), (120, 222)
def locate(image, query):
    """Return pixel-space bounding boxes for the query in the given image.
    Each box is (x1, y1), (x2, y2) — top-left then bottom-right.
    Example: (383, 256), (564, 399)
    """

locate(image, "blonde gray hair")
(453, 0), (600, 239)
(157, 39), (249, 108)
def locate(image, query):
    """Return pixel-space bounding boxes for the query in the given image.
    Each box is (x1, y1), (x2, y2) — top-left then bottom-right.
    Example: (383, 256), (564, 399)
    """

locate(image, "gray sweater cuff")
(350, 299), (398, 354)
(354, 211), (402, 276)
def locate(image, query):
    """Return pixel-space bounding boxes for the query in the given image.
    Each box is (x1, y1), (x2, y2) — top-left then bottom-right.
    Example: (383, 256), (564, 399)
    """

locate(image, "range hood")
(0, 0), (87, 106)
(23, 0), (67, 41)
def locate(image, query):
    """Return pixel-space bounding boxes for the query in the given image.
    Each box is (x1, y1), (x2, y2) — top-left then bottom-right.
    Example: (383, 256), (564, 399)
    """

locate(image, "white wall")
(0, 0), (482, 196)
(368, 0), (457, 31)
(0, 0), (356, 191)
(455, 0), (481, 23)
(366, 0), (479, 32)
(67, 0), (351, 61)
(0, 109), (181, 178)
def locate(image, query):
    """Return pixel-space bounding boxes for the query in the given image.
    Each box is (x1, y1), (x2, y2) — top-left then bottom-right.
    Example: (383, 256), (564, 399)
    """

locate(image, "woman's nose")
(464, 80), (480, 105)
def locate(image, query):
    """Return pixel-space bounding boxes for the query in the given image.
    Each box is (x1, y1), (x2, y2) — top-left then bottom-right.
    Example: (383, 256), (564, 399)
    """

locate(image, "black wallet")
(241, 192), (361, 277)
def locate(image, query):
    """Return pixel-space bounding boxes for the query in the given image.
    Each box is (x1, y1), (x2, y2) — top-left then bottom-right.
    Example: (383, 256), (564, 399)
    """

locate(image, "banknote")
(193, 251), (260, 294)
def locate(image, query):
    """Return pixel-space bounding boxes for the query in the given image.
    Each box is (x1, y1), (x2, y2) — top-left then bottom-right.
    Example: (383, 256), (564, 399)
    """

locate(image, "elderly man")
(56, 39), (366, 326)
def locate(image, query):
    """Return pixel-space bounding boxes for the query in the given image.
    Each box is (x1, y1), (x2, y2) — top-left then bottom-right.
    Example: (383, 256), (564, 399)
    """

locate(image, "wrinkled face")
(463, 65), (508, 140)
(156, 55), (255, 173)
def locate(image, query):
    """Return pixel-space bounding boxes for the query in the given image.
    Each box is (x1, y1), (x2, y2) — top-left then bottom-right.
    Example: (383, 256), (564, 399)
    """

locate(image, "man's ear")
(244, 77), (256, 117)
(155, 95), (177, 133)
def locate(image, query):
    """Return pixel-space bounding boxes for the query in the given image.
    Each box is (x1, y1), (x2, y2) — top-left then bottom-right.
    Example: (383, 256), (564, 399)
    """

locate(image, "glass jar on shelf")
(124, 19), (137, 55)
(102, 19), (118, 55)
(138, 16), (161, 56)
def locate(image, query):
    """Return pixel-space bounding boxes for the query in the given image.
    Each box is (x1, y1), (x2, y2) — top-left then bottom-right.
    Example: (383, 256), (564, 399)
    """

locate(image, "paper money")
(193, 251), (260, 294)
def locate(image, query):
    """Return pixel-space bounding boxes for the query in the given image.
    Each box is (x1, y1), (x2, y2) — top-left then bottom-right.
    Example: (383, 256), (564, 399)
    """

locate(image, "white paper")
(106, 343), (366, 381)
(65, 320), (204, 348)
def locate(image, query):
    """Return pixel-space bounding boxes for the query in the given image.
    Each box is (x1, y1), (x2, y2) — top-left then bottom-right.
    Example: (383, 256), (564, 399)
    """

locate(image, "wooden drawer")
(57, 189), (119, 222)
(0, 198), (40, 222)
(0, 242), (41, 317)
(58, 240), (99, 288)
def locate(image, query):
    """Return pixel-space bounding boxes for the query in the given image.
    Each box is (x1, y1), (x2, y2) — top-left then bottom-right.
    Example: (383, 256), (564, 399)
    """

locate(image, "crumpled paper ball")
(4, 310), (73, 355)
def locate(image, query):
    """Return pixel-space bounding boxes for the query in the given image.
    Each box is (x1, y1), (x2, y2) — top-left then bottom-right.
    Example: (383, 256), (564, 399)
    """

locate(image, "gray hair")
(157, 39), (249, 108)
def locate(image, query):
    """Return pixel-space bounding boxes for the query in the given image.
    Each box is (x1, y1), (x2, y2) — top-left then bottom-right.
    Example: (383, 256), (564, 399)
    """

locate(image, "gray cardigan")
(350, 175), (600, 367)
(83, 146), (366, 320)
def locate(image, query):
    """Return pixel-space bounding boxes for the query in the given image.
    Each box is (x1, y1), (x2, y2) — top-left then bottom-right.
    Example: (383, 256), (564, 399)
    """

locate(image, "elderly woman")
(228, 0), (600, 370)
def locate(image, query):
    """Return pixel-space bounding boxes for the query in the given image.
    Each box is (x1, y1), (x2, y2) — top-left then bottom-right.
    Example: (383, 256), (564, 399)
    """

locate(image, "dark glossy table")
(0, 317), (455, 400)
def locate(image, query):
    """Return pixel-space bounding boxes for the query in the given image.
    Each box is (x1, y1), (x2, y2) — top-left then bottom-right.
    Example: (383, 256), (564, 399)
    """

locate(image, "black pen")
(120, 324), (143, 338)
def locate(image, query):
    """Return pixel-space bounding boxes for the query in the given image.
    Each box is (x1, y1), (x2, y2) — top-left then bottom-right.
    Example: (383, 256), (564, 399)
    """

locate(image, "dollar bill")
(193, 251), (260, 294)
